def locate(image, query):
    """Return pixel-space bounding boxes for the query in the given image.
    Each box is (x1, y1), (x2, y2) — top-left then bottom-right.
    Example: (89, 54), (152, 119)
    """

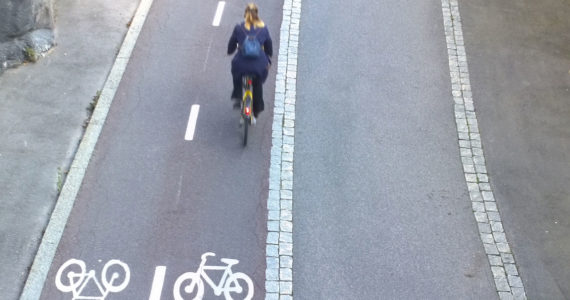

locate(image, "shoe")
(239, 116), (244, 125)
(251, 115), (256, 125)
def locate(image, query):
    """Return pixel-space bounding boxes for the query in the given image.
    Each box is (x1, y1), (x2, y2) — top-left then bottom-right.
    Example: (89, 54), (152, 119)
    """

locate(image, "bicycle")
(240, 75), (254, 146)
(55, 259), (130, 299)
(173, 252), (254, 300)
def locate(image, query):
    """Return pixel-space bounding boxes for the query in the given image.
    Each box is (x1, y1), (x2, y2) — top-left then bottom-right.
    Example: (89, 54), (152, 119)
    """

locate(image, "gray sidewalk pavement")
(0, 0), (139, 298)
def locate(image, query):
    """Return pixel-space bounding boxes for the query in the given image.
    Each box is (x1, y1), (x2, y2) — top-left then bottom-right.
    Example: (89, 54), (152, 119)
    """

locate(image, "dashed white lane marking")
(212, 1), (226, 27)
(185, 105), (200, 141)
(148, 266), (166, 300)
(203, 39), (213, 72)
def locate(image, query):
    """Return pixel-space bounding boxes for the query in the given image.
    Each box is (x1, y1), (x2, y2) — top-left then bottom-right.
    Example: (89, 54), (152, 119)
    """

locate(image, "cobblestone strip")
(441, 1), (527, 299)
(265, 0), (301, 299)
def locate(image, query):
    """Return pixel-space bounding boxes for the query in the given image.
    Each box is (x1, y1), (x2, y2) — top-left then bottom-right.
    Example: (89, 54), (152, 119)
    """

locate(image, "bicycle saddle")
(221, 258), (239, 266)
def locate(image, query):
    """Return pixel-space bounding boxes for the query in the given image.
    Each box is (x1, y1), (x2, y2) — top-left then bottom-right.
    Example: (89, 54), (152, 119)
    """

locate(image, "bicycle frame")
(71, 270), (109, 299)
(56, 259), (130, 300)
(199, 264), (233, 296)
(240, 76), (254, 146)
(193, 253), (243, 296)
(242, 76), (253, 120)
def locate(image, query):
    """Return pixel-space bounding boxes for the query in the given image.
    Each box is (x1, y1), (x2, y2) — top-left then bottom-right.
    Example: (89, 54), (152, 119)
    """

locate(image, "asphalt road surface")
(33, 0), (570, 299)
(460, 0), (570, 298)
(292, 0), (497, 298)
(41, 0), (283, 299)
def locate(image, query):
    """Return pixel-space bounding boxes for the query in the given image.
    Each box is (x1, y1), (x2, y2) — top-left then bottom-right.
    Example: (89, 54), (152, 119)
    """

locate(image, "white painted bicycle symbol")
(173, 252), (254, 300)
(55, 259), (130, 300)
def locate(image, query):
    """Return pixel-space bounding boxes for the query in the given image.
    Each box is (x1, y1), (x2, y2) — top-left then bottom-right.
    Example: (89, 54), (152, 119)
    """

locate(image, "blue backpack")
(240, 26), (262, 59)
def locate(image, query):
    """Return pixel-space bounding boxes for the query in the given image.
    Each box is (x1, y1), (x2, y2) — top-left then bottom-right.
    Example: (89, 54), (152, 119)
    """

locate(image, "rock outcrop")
(0, 0), (55, 73)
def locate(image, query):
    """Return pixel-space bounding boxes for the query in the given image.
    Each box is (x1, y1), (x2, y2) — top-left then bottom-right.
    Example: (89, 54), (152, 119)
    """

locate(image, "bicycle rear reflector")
(245, 107), (251, 116)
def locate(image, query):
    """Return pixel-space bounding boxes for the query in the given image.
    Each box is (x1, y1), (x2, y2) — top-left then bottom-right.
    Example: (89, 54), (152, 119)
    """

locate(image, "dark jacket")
(228, 22), (273, 82)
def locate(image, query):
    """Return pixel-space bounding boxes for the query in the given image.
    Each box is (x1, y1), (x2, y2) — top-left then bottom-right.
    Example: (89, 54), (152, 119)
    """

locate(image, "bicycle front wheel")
(223, 272), (254, 300)
(101, 259), (130, 293)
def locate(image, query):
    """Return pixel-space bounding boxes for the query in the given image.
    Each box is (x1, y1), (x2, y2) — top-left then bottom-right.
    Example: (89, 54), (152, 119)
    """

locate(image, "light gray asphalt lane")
(460, 0), (570, 298)
(40, 0), (282, 299)
(293, 0), (497, 298)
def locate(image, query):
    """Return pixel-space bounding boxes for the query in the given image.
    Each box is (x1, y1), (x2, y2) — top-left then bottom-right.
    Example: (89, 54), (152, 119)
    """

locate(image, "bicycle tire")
(173, 272), (204, 300)
(241, 75), (254, 146)
(55, 259), (86, 293)
(243, 117), (248, 146)
(101, 259), (130, 293)
(223, 272), (254, 300)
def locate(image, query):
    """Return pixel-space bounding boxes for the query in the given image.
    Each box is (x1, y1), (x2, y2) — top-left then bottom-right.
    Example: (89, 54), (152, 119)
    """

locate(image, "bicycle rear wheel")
(242, 95), (253, 147)
(173, 272), (203, 300)
(223, 272), (254, 300)
(243, 117), (248, 146)
(241, 76), (254, 147)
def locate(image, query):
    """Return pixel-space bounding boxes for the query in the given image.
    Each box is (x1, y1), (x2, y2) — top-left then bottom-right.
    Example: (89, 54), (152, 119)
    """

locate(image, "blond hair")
(244, 3), (265, 30)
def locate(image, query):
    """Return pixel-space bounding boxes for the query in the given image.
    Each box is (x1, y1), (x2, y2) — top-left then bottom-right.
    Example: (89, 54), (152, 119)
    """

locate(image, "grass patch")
(127, 15), (134, 28)
(24, 47), (37, 63)
(57, 168), (65, 193)
(84, 90), (101, 128)
(88, 90), (101, 113)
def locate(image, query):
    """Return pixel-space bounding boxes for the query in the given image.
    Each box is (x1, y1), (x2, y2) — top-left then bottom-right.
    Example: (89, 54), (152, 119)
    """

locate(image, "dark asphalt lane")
(460, 0), (570, 298)
(41, 0), (282, 299)
(293, 0), (497, 298)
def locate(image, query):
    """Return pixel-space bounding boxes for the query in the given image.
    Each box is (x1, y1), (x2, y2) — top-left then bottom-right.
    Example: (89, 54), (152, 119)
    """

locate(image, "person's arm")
(227, 25), (239, 55)
(264, 28), (273, 58)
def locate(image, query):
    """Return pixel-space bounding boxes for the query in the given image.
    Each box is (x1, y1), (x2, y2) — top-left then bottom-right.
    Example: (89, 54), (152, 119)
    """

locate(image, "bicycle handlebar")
(201, 252), (216, 260)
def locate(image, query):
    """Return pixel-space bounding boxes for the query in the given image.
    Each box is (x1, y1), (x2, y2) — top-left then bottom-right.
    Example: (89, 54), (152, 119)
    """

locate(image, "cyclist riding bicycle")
(227, 3), (273, 125)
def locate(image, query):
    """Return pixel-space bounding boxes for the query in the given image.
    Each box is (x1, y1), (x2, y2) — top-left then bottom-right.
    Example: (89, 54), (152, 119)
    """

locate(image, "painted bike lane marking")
(212, 1), (226, 27)
(55, 253), (253, 300)
(187, 0), (227, 141)
(148, 266), (166, 300)
(54, 259), (130, 299)
(185, 104), (200, 141)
